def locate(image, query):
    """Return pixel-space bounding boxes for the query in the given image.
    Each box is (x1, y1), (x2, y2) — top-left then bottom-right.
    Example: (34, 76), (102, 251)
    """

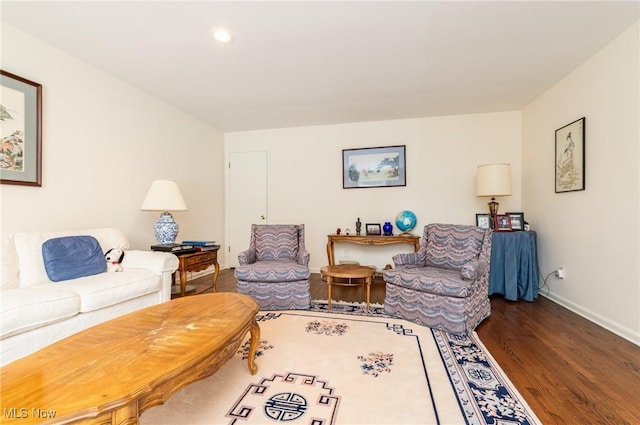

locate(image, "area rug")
(140, 303), (541, 425)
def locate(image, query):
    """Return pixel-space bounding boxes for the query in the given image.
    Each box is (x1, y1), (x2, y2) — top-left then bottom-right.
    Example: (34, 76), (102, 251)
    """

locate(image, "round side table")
(320, 264), (376, 311)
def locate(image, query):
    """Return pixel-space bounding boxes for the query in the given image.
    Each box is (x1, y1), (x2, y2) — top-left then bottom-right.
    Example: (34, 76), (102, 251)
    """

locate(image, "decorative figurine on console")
(356, 218), (362, 236)
(104, 248), (125, 272)
(336, 228), (341, 235)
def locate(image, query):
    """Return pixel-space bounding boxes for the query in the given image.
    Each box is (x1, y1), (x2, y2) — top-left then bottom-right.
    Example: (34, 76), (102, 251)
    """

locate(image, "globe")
(395, 210), (417, 234)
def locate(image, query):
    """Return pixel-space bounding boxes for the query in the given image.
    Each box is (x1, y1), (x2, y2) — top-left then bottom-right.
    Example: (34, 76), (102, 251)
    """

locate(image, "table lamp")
(476, 163), (512, 225)
(140, 180), (188, 245)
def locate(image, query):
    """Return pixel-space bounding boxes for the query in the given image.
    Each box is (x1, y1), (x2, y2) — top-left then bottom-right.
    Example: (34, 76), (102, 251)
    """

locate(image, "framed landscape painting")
(343, 145), (406, 189)
(0, 70), (42, 186)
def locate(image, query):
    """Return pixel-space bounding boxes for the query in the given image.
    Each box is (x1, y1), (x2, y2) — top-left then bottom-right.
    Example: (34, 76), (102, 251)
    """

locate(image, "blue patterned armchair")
(234, 224), (311, 310)
(383, 223), (492, 335)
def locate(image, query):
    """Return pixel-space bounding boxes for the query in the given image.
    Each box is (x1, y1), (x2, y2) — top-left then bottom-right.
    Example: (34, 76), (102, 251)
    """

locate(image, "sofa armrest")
(392, 252), (421, 267)
(121, 250), (179, 273)
(121, 250), (179, 303)
(297, 248), (310, 266)
(238, 248), (257, 265)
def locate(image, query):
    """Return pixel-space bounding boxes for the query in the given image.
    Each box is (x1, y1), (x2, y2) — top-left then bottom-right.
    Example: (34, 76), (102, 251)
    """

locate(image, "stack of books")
(150, 243), (196, 254)
(182, 240), (219, 252)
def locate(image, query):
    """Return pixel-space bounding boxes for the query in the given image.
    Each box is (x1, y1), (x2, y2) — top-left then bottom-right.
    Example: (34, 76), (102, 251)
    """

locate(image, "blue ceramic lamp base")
(154, 212), (179, 245)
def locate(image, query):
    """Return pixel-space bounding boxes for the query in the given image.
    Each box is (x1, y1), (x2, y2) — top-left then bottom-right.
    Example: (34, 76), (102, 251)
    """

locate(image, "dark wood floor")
(177, 269), (640, 425)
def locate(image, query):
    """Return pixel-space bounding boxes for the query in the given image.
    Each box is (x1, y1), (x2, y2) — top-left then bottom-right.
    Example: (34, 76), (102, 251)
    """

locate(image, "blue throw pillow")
(42, 236), (106, 282)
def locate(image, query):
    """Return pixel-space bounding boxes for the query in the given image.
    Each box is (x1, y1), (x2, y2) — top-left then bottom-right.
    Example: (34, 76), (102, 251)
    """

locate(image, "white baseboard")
(543, 291), (639, 346)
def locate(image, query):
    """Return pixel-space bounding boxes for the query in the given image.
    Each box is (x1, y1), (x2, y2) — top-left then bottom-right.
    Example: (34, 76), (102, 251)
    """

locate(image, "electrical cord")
(538, 267), (555, 297)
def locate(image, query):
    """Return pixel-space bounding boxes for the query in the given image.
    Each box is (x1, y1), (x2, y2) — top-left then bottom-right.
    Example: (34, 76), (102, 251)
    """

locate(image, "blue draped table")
(488, 230), (539, 301)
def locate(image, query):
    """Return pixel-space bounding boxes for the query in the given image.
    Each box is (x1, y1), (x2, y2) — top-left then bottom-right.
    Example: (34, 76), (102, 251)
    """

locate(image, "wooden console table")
(326, 234), (420, 266)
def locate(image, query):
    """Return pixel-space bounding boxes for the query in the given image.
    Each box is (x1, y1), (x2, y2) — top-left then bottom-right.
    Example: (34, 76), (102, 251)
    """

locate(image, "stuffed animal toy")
(104, 248), (125, 272)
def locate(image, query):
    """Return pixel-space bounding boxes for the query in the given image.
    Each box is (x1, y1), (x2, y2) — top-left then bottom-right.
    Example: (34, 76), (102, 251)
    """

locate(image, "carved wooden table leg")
(212, 260), (220, 292)
(247, 321), (261, 375)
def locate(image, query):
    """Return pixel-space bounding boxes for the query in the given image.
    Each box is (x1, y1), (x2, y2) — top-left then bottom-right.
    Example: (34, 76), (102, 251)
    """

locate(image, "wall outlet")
(555, 266), (565, 279)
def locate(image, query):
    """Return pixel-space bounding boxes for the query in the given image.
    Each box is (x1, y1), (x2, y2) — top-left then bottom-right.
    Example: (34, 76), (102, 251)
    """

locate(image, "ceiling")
(2, 1), (639, 132)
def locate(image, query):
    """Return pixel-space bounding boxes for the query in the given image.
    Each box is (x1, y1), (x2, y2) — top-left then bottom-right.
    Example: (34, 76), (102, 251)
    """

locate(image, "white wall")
(0, 25), (226, 262)
(225, 111), (522, 272)
(6, 14), (636, 346)
(522, 22), (640, 344)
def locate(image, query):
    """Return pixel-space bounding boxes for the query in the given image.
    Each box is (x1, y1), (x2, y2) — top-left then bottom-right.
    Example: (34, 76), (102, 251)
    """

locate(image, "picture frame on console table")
(342, 145), (406, 189)
(506, 212), (525, 231)
(0, 70), (42, 187)
(366, 223), (381, 236)
(494, 214), (512, 231)
(555, 117), (585, 193)
(475, 213), (491, 229)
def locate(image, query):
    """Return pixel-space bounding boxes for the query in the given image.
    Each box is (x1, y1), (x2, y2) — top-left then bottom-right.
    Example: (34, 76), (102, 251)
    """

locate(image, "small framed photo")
(494, 214), (512, 231)
(506, 212), (525, 231)
(366, 223), (381, 236)
(475, 213), (491, 229)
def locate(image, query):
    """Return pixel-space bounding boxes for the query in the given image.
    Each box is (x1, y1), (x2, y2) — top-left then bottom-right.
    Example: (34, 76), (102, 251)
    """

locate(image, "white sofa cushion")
(1, 288), (80, 339)
(13, 228), (130, 287)
(50, 270), (162, 313)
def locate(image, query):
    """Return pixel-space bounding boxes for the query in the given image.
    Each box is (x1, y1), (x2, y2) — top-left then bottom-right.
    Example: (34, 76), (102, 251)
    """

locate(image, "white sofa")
(0, 227), (179, 366)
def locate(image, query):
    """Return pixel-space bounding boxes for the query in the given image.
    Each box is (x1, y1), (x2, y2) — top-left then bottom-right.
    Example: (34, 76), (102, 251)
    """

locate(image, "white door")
(227, 151), (268, 268)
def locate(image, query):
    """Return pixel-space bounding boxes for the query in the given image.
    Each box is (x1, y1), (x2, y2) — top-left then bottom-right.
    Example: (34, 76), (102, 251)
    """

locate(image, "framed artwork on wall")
(0, 70), (42, 187)
(343, 145), (406, 189)
(555, 117), (585, 193)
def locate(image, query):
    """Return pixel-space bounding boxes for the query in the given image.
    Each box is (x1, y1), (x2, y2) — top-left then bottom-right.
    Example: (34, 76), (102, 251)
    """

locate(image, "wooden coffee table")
(321, 264), (376, 311)
(0, 293), (260, 425)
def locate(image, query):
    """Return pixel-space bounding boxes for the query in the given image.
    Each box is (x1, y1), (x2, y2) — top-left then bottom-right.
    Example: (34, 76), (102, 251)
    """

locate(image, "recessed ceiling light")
(212, 29), (234, 44)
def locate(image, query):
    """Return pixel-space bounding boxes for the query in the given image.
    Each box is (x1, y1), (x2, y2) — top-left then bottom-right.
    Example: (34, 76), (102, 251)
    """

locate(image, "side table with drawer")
(174, 248), (220, 297)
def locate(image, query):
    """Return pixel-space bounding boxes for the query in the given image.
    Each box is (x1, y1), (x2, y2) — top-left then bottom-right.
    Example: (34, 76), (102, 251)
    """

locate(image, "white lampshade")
(140, 180), (187, 244)
(140, 180), (188, 212)
(476, 164), (512, 197)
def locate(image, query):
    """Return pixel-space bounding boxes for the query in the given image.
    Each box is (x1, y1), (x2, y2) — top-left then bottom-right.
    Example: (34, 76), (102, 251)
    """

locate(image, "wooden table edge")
(3, 294), (261, 425)
(41, 314), (260, 425)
